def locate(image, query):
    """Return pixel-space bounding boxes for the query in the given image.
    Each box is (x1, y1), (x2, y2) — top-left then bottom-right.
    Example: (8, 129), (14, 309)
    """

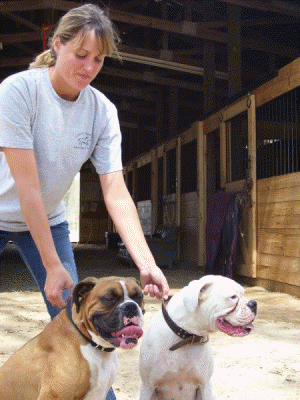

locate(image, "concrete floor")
(0, 243), (203, 293)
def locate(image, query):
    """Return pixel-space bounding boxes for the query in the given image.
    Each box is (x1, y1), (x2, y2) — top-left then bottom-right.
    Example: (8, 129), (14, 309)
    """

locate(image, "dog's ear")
(182, 280), (213, 313)
(182, 280), (201, 312)
(199, 282), (213, 299)
(73, 277), (98, 313)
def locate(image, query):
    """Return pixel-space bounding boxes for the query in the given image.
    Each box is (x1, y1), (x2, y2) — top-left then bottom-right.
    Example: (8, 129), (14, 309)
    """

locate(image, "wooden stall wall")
(120, 57), (300, 296)
(180, 191), (199, 266)
(123, 122), (202, 267)
(180, 123), (202, 266)
(253, 57), (300, 296)
(202, 95), (257, 278)
(80, 170), (108, 244)
(257, 173), (300, 294)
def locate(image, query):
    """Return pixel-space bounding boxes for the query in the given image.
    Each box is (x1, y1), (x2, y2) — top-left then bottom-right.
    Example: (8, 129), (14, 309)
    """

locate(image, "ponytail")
(29, 49), (56, 69)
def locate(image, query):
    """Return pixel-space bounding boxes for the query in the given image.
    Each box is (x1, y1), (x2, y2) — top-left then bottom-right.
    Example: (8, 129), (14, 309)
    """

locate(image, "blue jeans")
(0, 221), (116, 400)
(0, 221), (78, 318)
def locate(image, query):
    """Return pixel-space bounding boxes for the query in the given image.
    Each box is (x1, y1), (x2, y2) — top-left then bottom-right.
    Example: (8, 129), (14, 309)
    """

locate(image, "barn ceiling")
(1, 0), (300, 164)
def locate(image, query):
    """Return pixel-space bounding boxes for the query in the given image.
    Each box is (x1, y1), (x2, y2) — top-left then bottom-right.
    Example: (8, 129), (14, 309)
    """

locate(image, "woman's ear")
(52, 36), (62, 54)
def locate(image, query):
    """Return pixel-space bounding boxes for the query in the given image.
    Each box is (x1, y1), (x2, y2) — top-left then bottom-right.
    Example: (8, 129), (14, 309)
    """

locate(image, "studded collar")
(162, 297), (209, 351)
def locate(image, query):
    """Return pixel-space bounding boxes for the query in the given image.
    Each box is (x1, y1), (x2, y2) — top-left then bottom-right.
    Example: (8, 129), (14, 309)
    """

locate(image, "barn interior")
(1, 1), (300, 288)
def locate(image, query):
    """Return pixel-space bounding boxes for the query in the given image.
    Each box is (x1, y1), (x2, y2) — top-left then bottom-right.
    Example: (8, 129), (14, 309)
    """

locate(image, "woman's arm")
(99, 170), (169, 299)
(3, 148), (75, 308)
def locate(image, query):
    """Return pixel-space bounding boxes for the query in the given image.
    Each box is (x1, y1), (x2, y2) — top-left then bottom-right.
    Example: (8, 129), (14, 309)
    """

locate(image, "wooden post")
(247, 94), (257, 278)
(204, 40), (216, 114)
(151, 148), (158, 232)
(228, 5), (242, 98)
(176, 137), (181, 261)
(197, 121), (206, 266)
(162, 147), (167, 224)
(220, 120), (227, 188)
(156, 91), (164, 144)
(168, 88), (178, 138)
(176, 137), (181, 226)
(132, 162), (137, 204)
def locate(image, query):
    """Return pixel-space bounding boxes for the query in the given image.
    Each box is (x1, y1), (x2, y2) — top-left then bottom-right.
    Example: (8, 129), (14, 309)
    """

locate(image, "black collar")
(65, 301), (115, 352)
(162, 298), (209, 351)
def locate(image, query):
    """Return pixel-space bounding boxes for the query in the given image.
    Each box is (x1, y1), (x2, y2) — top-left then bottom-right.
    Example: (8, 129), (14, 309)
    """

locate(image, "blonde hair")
(29, 3), (120, 69)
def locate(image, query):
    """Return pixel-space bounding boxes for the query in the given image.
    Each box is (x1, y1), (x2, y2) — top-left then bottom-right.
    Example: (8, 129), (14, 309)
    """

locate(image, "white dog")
(139, 275), (257, 400)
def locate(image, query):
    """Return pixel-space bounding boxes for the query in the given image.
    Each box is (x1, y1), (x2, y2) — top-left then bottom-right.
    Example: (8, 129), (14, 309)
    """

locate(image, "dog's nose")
(122, 302), (139, 317)
(247, 300), (257, 315)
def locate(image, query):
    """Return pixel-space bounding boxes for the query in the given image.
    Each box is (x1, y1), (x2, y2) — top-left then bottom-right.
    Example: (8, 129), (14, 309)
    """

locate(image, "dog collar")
(65, 301), (115, 352)
(162, 299), (209, 351)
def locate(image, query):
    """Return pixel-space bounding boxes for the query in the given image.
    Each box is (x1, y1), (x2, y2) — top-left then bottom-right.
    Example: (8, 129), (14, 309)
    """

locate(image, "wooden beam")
(176, 137), (181, 228)
(1, 11), (40, 30)
(0, 1), (51, 12)
(119, 101), (155, 116)
(1, 26), (296, 60)
(118, 45), (228, 80)
(97, 84), (157, 102)
(168, 87), (178, 137)
(0, 56), (32, 67)
(254, 57), (300, 107)
(228, 4), (242, 98)
(115, 0), (150, 11)
(176, 136), (181, 261)
(197, 121), (206, 266)
(0, 1), (298, 58)
(120, 121), (156, 132)
(109, 8), (227, 43)
(0, 31), (41, 44)
(204, 40), (216, 114)
(220, 121), (226, 188)
(220, 0), (300, 18)
(110, 8), (298, 58)
(132, 162), (137, 203)
(151, 148), (158, 231)
(14, 42), (38, 55)
(100, 66), (204, 92)
(247, 94), (257, 278)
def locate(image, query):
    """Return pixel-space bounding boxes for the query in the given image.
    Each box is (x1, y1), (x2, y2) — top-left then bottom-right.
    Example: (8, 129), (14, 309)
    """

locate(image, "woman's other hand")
(44, 265), (75, 308)
(139, 265), (169, 300)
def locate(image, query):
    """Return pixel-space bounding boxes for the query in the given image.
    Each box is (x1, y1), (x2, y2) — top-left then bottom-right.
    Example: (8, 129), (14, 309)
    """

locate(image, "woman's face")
(50, 30), (105, 100)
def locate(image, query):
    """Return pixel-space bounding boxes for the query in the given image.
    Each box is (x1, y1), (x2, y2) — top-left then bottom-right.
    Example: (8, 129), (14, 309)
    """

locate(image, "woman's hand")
(44, 265), (75, 309)
(139, 265), (169, 300)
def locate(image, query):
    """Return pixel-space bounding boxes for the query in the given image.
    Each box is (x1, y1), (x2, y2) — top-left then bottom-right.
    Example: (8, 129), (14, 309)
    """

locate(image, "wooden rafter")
(219, 0), (300, 17)
(0, 0), (299, 58)
(1, 11), (40, 30)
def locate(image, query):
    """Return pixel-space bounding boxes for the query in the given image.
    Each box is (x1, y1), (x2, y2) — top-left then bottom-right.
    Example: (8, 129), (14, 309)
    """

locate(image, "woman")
(0, 4), (169, 399)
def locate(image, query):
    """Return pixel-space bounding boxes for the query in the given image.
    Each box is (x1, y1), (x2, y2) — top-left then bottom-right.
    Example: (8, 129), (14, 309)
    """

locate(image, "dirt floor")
(0, 244), (300, 399)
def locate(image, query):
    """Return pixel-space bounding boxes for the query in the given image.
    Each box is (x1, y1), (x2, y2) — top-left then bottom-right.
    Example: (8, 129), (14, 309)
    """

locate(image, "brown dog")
(0, 276), (144, 400)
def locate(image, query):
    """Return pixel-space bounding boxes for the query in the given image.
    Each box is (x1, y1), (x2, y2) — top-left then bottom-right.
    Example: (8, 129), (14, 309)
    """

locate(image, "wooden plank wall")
(257, 173), (300, 288)
(253, 57), (300, 294)
(255, 57), (300, 107)
(123, 122), (201, 265)
(121, 57), (300, 294)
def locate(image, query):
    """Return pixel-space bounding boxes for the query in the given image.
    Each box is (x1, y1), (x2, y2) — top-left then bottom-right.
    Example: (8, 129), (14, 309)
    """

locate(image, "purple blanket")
(205, 192), (236, 275)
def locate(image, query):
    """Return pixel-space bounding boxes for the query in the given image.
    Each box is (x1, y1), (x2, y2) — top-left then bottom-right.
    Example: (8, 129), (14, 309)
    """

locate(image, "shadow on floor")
(0, 243), (204, 293)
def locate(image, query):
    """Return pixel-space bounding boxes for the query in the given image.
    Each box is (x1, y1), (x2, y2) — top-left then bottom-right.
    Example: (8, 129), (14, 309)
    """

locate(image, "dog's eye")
(231, 295), (238, 300)
(131, 293), (143, 303)
(100, 296), (118, 305)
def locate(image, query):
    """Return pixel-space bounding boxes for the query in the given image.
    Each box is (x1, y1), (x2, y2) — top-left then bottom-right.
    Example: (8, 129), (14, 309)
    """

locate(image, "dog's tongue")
(111, 326), (143, 349)
(217, 319), (255, 337)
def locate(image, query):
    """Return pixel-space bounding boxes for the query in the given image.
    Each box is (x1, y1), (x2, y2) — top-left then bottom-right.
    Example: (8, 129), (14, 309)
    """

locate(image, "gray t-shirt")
(0, 68), (123, 231)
